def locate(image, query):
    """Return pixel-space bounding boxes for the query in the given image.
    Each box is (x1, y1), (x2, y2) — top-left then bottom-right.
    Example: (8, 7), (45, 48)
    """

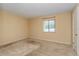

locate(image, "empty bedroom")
(0, 3), (79, 56)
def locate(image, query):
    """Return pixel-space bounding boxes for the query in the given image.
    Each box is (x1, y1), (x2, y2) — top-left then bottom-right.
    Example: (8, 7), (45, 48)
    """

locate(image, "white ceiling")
(0, 3), (76, 18)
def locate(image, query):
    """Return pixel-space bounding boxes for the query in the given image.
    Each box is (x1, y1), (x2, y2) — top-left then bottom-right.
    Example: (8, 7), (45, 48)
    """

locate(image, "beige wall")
(29, 12), (72, 45)
(0, 11), (3, 43)
(0, 11), (28, 46)
(0, 11), (72, 46)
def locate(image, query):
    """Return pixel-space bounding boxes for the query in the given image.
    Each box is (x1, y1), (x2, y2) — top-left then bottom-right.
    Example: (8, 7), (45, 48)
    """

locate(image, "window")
(43, 19), (56, 32)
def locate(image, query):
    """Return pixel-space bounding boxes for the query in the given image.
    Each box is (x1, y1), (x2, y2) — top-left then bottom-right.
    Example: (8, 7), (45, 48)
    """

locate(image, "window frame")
(43, 18), (56, 33)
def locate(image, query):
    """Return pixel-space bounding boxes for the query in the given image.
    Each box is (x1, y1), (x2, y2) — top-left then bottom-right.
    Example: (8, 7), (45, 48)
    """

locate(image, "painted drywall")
(0, 11), (28, 46)
(0, 11), (3, 43)
(0, 10), (72, 46)
(29, 12), (72, 45)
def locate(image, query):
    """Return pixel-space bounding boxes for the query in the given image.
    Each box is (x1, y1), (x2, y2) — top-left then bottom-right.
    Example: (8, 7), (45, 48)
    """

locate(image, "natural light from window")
(43, 19), (55, 32)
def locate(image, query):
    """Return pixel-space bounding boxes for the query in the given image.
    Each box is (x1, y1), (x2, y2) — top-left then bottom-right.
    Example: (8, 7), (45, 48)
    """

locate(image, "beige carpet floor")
(27, 39), (76, 56)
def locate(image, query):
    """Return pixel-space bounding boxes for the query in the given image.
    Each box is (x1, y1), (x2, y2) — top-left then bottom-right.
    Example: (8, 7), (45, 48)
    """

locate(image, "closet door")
(77, 6), (79, 55)
(72, 7), (77, 55)
(73, 5), (79, 55)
